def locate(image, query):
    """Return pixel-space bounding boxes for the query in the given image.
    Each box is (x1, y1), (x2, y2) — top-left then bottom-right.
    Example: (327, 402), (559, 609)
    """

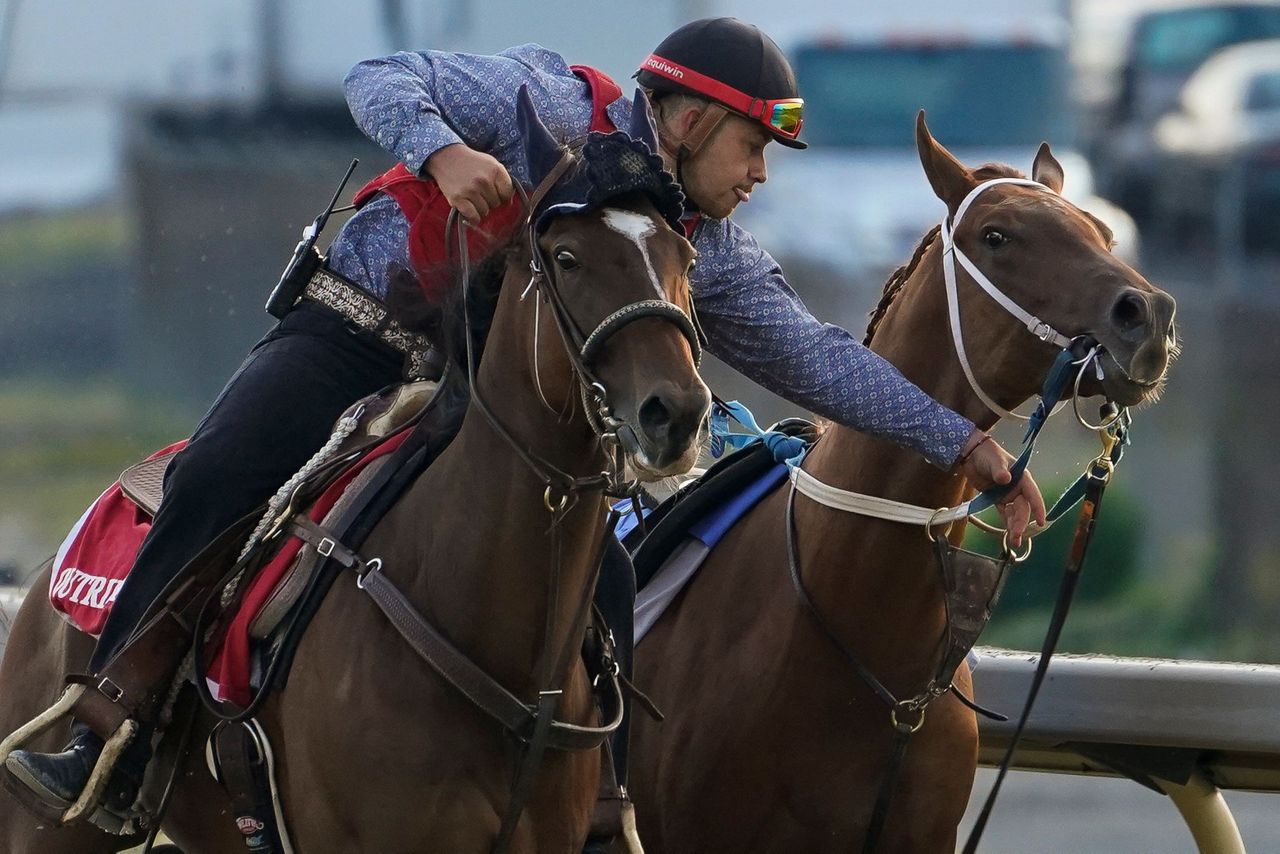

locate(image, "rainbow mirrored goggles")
(640, 54), (805, 141)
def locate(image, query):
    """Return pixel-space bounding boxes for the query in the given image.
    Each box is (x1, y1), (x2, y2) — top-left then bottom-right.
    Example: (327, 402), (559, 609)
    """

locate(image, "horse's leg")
(0, 563), (128, 853)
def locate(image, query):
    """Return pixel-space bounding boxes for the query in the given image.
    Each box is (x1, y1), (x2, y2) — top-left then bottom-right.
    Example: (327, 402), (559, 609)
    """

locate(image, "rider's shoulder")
(496, 43), (575, 76)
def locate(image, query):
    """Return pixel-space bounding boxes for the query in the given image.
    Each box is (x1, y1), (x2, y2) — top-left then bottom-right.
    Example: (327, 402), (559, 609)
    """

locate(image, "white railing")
(974, 647), (1280, 853)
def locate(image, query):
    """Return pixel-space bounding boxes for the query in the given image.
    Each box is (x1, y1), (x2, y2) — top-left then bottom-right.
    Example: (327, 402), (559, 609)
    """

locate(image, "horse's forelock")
(972, 163), (1025, 182)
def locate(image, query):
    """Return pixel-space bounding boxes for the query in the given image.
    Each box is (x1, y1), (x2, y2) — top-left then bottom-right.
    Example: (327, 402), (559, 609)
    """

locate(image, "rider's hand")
(957, 429), (1047, 549)
(425, 143), (515, 224)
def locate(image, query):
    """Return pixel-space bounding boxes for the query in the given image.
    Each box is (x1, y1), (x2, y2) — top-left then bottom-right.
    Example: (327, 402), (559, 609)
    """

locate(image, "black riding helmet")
(634, 17), (806, 151)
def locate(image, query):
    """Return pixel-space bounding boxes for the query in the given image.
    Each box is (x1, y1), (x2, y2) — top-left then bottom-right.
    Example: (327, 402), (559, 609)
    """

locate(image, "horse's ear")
(915, 111), (974, 211)
(628, 88), (661, 156)
(1032, 142), (1065, 194)
(516, 84), (564, 183)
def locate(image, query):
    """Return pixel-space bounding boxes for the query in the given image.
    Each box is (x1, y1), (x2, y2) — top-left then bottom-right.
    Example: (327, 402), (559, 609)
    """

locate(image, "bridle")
(448, 148), (703, 852)
(451, 149), (702, 507)
(942, 178), (1072, 421)
(788, 177), (1126, 532)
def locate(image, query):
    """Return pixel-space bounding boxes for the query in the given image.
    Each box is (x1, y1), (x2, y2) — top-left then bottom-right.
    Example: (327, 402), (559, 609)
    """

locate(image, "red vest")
(351, 65), (623, 301)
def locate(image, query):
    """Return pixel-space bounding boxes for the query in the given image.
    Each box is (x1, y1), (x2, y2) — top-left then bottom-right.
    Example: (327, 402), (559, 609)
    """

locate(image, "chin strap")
(657, 101), (731, 203)
(677, 103), (729, 159)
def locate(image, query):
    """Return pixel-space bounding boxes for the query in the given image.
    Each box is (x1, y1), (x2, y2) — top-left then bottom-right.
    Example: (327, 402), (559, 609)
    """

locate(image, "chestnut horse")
(0, 91), (710, 852)
(629, 115), (1176, 853)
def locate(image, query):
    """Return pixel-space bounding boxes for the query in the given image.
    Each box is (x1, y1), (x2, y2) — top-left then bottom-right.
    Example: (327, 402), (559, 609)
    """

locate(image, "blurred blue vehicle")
(1092, 0), (1280, 222)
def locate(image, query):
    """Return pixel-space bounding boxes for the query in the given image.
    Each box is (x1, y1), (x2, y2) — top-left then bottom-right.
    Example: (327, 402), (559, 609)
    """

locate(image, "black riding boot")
(5, 721), (148, 813)
(7, 301), (406, 820)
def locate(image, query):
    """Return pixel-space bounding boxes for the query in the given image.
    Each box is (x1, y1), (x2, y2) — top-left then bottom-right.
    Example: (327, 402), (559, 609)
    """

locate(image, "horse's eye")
(554, 249), (579, 270)
(983, 229), (1008, 249)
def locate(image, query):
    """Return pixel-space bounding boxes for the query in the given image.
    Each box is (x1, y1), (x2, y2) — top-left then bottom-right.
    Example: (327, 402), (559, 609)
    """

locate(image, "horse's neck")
(793, 244), (995, 683)
(395, 282), (608, 693)
(806, 243), (990, 503)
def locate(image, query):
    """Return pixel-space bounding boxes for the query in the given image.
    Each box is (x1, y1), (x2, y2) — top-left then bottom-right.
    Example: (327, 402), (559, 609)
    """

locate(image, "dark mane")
(863, 163), (1026, 346)
(384, 232), (522, 456)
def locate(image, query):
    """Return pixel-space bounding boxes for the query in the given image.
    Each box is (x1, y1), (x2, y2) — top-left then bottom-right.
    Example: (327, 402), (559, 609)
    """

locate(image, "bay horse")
(0, 90), (710, 852)
(628, 115), (1176, 853)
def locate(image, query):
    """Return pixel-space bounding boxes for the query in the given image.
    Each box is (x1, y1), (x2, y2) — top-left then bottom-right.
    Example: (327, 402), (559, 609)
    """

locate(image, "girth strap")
(285, 517), (624, 753)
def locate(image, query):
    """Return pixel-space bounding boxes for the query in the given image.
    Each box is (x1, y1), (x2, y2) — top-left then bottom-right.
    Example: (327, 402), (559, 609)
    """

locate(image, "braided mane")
(861, 163), (1027, 346)
(862, 225), (940, 346)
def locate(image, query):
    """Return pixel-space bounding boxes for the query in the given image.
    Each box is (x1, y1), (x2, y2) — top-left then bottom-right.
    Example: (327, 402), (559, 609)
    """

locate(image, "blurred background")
(6, 0), (1280, 661)
(1, 0), (1279, 846)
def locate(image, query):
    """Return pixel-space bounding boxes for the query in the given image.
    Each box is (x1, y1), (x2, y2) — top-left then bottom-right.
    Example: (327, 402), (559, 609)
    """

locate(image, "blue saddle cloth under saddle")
(614, 462), (787, 548)
(621, 438), (797, 644)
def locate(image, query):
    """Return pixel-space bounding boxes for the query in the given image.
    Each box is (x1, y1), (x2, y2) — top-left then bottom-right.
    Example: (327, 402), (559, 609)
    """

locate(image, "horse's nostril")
(639, 395), (673, 440)
(1111, 291), (1149, 335)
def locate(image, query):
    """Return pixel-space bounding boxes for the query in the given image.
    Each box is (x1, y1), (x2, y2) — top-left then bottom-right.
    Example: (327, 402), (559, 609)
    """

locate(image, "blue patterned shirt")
(328, 44), (974, 468)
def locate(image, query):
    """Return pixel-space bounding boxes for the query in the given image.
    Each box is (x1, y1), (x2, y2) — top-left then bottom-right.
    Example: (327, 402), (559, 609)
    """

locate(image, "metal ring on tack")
(890, 700), (927, 734)
(356, 558), (382, 590)
(924, 507), (955, 543)
(967, 513), (1005, 536)
(1071, 350), (1127, 432)
(544, 487), (569, 514)
(1002, 532), (1033, 563)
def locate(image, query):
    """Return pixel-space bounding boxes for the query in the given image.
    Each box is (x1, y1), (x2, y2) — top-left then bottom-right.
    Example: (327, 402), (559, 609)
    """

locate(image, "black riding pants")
(89, 302), (405, 671)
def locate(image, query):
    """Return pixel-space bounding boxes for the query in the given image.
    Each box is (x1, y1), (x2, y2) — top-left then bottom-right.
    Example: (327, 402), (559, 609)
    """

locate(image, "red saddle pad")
(49, 440), (188, 636)
(50, 429), (410, 706)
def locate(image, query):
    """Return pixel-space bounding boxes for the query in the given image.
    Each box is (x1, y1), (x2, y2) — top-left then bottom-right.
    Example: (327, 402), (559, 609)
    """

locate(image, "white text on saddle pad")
(50, 566), (125, 611)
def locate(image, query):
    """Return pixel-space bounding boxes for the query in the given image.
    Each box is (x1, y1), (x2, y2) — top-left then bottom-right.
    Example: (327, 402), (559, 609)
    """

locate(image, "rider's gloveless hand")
(425, 143), (516, 223)
(957, 429), (1047, 548)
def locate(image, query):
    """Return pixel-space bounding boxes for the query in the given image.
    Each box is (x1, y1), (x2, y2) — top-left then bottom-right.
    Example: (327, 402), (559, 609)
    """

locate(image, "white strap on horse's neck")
(941, 177), (1072, 422)
(790, 466), (971, 527)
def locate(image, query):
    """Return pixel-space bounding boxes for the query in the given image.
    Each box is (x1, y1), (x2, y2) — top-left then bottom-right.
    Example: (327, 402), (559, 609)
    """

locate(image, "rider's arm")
(343, 44), (597, 181)
(692, 219), (974, 470)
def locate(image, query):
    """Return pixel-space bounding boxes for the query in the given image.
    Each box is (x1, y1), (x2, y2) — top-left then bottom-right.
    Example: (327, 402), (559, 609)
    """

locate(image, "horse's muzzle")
(1094, 288), (1176, 403)
(629, 382), (711, 477)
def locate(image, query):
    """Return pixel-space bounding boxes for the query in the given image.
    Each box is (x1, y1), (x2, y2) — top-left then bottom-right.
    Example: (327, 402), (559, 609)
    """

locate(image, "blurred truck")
(731, 0), (1138, 321)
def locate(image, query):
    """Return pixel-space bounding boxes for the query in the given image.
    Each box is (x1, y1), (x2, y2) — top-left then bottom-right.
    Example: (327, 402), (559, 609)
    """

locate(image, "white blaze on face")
(602, 208), (664, 299)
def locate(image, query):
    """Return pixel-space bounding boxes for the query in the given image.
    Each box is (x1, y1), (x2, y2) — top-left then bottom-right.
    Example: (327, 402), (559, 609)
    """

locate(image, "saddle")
(118, 379), (441, 519)
(48, 380), (439, 646)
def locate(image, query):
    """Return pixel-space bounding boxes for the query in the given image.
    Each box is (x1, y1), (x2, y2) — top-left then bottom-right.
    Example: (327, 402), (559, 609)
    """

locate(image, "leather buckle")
(97, 677), (124, 704)
(317, 537), (336, 557)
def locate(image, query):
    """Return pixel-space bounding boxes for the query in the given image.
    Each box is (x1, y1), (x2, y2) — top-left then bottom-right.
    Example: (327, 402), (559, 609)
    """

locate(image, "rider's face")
(665, 110), (771, 219)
